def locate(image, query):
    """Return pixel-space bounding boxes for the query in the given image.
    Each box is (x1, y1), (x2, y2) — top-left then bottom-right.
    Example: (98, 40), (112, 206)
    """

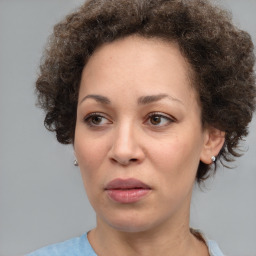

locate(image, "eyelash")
(83, 112), (175, 128)
(145, 112), (175, 127)
(83, 112), (111, 127)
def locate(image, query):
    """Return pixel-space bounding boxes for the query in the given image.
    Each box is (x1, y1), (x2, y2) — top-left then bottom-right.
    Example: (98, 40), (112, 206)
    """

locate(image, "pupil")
(92, 116), (102, 124)
(151, 116), (161, 125)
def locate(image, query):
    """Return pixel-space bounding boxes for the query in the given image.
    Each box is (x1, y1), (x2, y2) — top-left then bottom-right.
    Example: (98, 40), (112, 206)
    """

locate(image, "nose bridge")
(110, 118), (143, 164)
(114, 119), (136, 152)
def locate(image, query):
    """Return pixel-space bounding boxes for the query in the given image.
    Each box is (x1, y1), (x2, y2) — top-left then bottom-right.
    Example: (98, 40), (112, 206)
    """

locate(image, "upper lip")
(105, 178), (151, 190)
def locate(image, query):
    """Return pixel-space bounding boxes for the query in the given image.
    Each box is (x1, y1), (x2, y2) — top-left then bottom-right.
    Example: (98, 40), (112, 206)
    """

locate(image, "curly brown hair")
(36, 0), (256, 182)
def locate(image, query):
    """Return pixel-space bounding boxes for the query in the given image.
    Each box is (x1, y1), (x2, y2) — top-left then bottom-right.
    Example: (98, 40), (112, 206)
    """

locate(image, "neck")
(88, 214), (208, 256)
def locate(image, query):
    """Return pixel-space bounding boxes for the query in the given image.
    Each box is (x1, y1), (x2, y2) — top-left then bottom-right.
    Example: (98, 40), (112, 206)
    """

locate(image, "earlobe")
(200, 126), (225, 164)
(73, 150), (79, 166)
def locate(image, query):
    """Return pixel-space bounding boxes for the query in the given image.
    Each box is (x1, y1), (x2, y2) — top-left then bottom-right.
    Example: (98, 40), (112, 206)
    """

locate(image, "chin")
(101, 211), (162, 233)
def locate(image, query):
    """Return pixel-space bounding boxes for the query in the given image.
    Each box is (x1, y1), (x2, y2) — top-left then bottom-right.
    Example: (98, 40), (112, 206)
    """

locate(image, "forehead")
(86, 35), (190, 74)
(79, 35), (197, 103)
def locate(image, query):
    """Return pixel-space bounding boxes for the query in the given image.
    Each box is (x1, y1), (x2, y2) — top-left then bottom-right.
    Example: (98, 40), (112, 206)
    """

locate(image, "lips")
(105, 178), (151, 204)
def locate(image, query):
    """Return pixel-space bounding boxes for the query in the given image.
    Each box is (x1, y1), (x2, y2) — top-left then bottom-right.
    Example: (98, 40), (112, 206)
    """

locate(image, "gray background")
(0, 0), (255, 255)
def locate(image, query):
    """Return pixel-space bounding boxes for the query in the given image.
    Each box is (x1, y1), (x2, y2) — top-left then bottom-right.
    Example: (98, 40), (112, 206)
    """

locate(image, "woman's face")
(74, 36), (210, 233)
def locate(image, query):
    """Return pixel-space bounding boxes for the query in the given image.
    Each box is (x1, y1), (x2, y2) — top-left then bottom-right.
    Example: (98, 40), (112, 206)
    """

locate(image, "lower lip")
(106, 189), (151, 203)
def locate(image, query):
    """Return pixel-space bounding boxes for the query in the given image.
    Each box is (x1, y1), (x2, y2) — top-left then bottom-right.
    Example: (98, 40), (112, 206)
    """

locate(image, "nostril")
(110, 157), (138, 165)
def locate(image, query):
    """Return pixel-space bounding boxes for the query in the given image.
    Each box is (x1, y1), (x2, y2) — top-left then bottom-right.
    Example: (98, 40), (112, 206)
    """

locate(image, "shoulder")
(206, 239), (225, 256)
(26, 233), (97, 256)
(190, 228), (225, 256)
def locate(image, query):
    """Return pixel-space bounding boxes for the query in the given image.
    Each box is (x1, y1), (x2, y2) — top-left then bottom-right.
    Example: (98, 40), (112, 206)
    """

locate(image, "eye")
(84, 113), (111, 127)
(146, 112), (174, 127)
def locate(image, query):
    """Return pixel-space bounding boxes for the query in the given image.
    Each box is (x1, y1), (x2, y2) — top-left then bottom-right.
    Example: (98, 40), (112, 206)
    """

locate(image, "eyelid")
(83, 112), (112, 126)
(147, 112), (176, 121)
(84, 112), (107, 119)
(145, 112), (176, 126)
(83, 111), (175, 128)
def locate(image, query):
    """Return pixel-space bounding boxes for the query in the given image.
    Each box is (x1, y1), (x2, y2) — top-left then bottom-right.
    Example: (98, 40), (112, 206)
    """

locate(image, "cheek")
(74, 137), (107, 206)
(74, 130), (108, 183)
(150, 136), (201, 180)
(149, 138), (201, 208)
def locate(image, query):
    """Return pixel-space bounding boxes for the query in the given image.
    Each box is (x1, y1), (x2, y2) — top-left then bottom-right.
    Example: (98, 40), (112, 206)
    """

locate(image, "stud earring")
(73, 159), (79, 166)
(211, 156), (216, 162)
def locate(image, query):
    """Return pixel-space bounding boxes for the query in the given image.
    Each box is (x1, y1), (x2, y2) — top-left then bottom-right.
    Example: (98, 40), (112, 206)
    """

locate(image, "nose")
(109, 123), (145, 166)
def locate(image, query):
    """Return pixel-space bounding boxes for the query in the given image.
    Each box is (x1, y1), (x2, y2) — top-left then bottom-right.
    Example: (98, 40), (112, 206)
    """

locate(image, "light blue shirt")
(26, 233), (224, 256)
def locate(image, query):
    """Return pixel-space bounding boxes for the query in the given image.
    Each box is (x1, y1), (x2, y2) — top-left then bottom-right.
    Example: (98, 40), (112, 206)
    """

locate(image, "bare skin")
(74, 35), (224, 256)
(88, 208), (209, 256)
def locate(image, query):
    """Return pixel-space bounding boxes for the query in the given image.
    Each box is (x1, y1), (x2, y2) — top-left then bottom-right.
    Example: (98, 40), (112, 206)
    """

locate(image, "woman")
(27, 0), (256, 255)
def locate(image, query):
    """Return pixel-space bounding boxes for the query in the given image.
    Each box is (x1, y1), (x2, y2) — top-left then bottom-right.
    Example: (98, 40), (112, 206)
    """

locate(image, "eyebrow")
(79, 94), (111, 105)
(137, 93), (184, 105)
(79, 93), (183, 105)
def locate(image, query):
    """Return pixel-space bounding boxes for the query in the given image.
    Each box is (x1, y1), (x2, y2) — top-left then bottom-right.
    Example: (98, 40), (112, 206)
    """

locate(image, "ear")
(200, 125), (225, 164)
